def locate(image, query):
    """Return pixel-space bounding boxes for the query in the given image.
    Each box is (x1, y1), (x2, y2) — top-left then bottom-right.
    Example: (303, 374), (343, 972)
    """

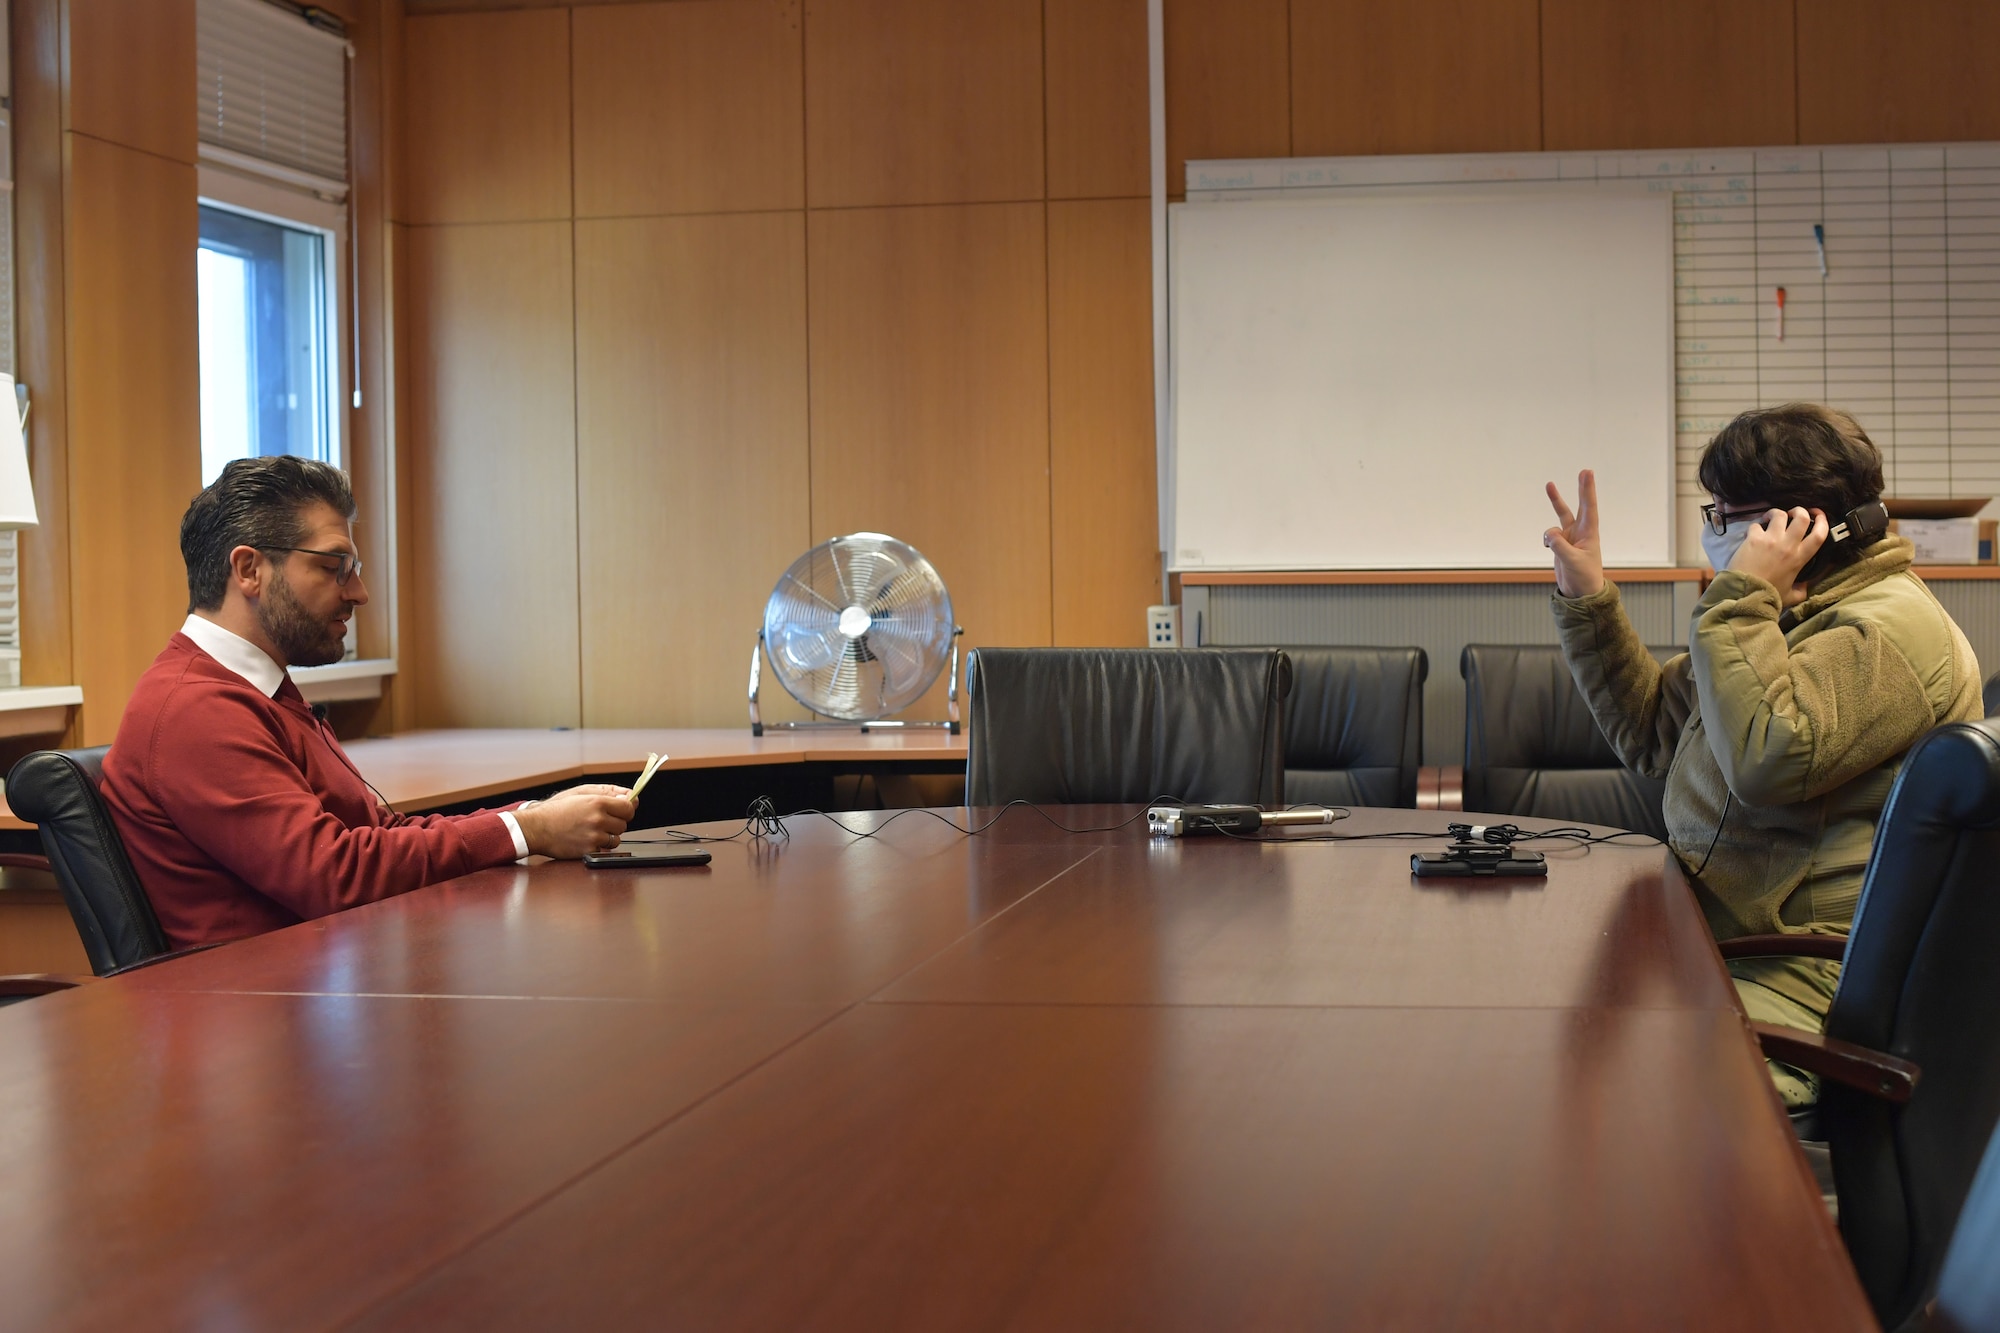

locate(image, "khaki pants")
(1730, 955), (1843, 1109)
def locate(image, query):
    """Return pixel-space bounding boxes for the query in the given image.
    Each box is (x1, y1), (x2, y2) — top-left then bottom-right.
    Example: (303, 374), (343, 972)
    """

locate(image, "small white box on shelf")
(1899, 517), (1979, 564)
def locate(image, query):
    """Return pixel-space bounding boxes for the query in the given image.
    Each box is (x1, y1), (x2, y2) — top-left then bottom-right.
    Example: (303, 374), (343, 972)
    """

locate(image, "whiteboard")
(1169, 185), (1675, 570)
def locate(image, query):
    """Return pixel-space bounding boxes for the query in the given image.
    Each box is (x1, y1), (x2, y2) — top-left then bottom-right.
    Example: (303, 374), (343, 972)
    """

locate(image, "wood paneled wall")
(1167, 0), (2000, 196)
(401, 0), (2000, 731)
(400, 0), (1159, 729)
(12, 0), (201, 745)
(0, 0), (1989, 743)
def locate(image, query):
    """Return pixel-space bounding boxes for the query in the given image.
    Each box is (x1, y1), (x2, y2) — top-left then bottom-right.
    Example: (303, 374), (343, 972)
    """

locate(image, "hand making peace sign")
(1544, 470), (1604, 599)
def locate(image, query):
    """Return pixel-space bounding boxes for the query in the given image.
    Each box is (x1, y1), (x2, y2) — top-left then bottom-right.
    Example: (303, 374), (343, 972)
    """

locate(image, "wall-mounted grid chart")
(1188, 144), (2000, 558)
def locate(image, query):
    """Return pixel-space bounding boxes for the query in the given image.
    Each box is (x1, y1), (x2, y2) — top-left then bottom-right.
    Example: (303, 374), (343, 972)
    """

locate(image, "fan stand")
(749, 627), (963, 737)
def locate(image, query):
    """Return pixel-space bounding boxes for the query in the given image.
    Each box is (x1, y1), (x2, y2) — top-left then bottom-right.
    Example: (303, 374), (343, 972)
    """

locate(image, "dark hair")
(180, 456), (356, 611)
(1697, 403), (1885, 519)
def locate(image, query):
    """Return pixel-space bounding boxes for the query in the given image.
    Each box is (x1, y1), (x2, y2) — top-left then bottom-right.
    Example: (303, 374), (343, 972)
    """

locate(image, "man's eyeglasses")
(1699, 502), (1773, 536)
(262, 546), (363, 586)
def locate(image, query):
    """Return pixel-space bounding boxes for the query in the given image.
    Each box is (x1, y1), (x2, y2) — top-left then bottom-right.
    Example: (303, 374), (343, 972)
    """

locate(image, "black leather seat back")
(1460, 644), (1668, 838)
(1272, 646), (1426, 807)
(5, 747), (167, 974)
(1821, 718), (2000, 1329)
(965, 648), (1291, 808)
(1935, 1120), (2000, 1333)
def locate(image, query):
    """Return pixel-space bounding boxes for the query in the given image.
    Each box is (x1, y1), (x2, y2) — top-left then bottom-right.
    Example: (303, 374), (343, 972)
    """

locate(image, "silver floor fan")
(749, 532), (963, 735)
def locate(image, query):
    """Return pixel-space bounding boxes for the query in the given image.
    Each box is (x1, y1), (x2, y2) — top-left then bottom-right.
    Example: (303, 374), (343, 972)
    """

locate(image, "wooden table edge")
(1659, 851), (1870, 1310)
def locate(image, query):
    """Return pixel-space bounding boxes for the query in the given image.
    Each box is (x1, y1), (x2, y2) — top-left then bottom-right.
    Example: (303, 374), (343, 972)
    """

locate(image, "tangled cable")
(1210, 817), (1659, 847)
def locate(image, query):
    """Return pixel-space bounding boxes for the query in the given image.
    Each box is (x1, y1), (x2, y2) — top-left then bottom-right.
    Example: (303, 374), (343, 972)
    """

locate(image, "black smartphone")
(1411, 850), (1547, 877)
(583, 849), (713, 869)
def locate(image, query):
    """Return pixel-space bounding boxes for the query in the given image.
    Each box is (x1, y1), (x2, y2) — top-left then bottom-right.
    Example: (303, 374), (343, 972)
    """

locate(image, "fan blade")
(866, 568), (930, 617)
(779, 570), (845, 618)
(828, 541), (862, 608)
(820, 638), (876, 719)
(853, 555), (897, 609)
(850, 635), (889, 712)
(862, 628), (923, 688)
(771, 617), (843, 672)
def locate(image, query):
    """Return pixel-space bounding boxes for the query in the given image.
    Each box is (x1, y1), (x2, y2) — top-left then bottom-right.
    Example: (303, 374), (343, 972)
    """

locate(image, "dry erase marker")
(1814, 224), (1828, 276)
(1775, 286), (1786, 341)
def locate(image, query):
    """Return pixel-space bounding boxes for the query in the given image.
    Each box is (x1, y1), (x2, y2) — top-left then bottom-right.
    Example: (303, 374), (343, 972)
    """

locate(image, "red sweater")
(100, 634), (521, 948)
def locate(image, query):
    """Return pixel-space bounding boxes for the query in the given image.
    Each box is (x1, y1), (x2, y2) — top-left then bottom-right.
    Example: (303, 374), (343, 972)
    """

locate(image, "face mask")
(1701, 519), (1754, 573)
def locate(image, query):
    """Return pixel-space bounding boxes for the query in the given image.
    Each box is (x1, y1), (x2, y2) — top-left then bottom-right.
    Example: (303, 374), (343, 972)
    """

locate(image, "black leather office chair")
(1269, 646), (1425, 807)
(1983, 670), (2000, 719)
(1932, 1119), (2000, 1333)
(1459, 644), (1669, 838)
(964, 648), (1291, 808)
(1720, 718), (2000, 1331)
(5, 747), (169, 975)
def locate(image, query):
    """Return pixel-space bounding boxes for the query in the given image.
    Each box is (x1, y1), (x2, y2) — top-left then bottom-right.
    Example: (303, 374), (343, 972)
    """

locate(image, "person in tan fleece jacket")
(1543, 404), (1981, 1106)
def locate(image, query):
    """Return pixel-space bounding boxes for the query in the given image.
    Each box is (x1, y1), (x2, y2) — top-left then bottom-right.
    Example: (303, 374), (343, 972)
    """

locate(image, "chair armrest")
(0, 973), (97, 997)
(0, 853), (52, 871)
(1719, 933), (1848, 961)
(1751, 1021), (1919, 1103)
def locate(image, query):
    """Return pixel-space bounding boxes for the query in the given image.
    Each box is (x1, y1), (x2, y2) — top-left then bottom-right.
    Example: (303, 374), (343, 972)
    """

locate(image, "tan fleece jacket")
(1552, 537), (1981, 977)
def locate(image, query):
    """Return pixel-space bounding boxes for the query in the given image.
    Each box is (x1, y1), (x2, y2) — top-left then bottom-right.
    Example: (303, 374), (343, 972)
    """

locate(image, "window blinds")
(197, 0), (348, 191)
(0, 96), (19, 684)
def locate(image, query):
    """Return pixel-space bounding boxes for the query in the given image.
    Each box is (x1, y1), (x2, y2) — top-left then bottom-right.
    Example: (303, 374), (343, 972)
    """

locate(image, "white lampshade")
(0, 374), (38, 528)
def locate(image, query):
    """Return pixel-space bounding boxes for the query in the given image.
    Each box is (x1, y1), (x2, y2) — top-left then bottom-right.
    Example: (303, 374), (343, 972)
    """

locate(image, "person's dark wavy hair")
(1697, 402), (1885, 520)
(180, 456), (356, 612)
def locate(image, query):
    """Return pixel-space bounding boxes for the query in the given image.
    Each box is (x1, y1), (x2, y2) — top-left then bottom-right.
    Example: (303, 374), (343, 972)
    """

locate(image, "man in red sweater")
(101, 457), (634, 948)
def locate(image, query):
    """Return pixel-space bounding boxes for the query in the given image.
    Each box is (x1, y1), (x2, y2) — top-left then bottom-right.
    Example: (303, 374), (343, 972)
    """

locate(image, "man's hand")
(1544, 469), (1606, 598)
(1730, 507), (1829, 607)
(515, 783), (636, 858)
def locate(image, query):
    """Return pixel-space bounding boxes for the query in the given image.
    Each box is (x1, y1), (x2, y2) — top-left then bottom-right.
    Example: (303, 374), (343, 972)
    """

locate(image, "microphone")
(1146, 804), (1342, 837)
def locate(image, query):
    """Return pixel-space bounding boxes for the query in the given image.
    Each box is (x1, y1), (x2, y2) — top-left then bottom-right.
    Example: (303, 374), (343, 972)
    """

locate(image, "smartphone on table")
(582, 849), (712, 869)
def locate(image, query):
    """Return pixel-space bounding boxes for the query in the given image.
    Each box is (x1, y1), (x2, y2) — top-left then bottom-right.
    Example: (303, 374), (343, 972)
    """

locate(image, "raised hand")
(1544, 469), (1605, 598)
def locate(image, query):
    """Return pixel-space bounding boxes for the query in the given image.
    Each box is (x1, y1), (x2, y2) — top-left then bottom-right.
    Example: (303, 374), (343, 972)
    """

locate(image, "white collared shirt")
(179, 614), (530, 859)
(180, 613), (286, 698)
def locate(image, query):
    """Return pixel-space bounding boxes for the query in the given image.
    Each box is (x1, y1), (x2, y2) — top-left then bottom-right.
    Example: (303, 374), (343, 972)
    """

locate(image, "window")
(195, 0), (356, 658)
(197, 200), (340, 484)
(195, 0), (350, 486)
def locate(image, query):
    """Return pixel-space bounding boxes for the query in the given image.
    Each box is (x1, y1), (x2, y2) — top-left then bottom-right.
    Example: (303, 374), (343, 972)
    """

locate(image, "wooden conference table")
(0, 728), (969, 975)
(0, 806), (1872, 1330)
(0, 727), (972, 832)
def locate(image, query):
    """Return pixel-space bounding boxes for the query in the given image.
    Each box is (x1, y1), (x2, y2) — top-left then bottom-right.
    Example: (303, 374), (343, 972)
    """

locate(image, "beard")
(258, 571), (347, 667)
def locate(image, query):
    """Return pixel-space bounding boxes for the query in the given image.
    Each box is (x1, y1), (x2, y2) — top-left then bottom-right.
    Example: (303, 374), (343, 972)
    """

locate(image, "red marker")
(1775, 286), (1786, 341)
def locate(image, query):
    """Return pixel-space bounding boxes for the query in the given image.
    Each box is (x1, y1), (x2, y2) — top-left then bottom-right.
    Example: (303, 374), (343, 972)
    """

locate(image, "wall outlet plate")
(1148, 604), (1180, 648)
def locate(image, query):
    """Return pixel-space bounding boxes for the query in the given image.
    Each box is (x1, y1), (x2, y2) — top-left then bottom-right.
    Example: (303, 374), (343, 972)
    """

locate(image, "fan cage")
(756, 533), (957, 726)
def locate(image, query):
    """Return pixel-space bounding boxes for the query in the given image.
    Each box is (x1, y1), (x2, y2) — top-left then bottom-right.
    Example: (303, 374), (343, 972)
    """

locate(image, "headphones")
(1800, 499), (1889, 579)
